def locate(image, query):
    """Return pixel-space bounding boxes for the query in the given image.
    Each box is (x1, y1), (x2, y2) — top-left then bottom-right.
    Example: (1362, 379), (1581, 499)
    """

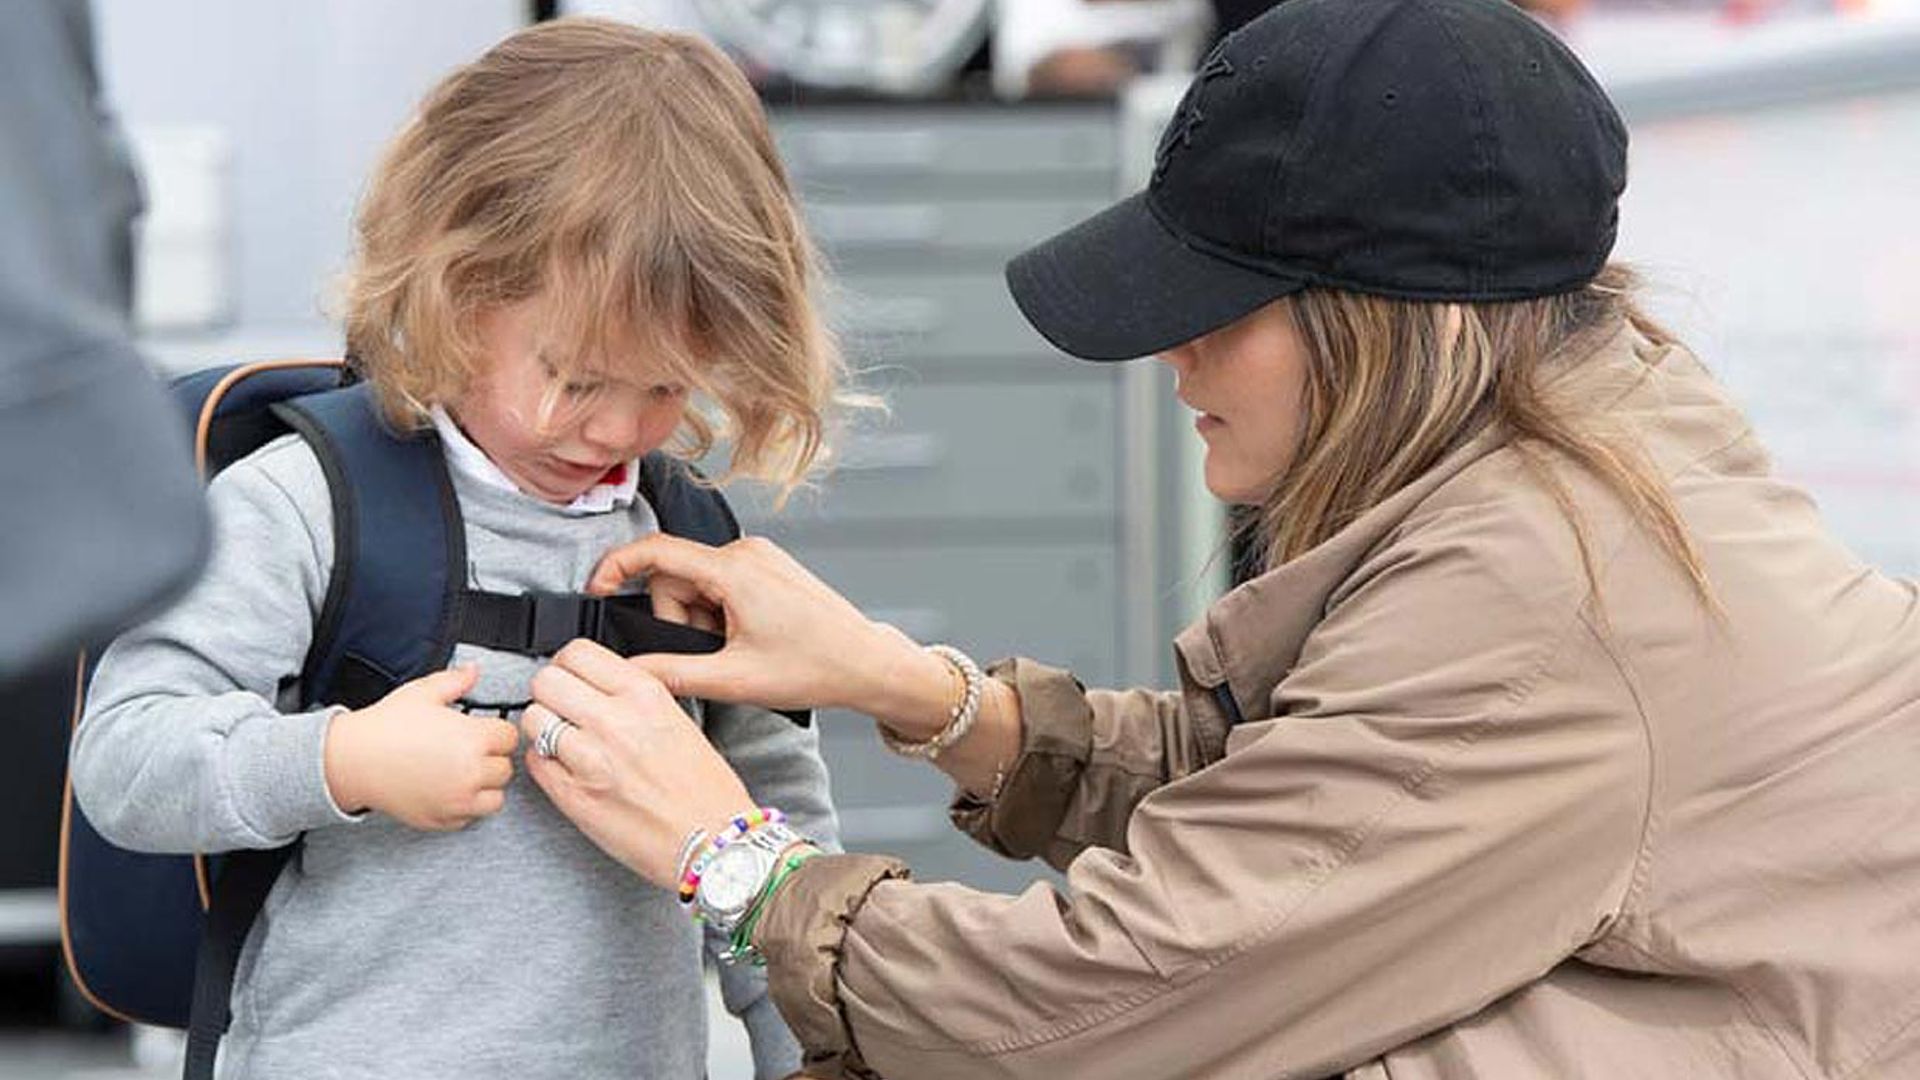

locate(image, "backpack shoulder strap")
(183, 383), (465, 1080)
(270, 383), (466, 710)
(181, 849), (289, 1079)
(637, 452), (740, 546)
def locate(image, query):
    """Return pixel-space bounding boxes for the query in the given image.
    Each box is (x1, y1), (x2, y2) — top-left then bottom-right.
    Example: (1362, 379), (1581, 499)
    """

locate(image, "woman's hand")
(520, 639), (756, 890)
(588, 534), (952, 734)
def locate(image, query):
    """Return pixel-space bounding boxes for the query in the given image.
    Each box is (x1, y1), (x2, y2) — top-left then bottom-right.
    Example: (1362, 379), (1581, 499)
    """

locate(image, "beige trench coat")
(753, 327), (1920, 1079)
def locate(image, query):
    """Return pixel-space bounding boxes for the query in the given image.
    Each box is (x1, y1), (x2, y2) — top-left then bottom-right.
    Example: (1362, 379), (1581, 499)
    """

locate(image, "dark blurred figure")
(1, 0), (208, 679)
(1210, 0), (1279, 39)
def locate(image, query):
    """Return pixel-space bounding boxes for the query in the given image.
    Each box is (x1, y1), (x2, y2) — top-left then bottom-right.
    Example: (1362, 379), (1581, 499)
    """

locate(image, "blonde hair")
(341, 18), (846, 495)
(1249, 265), (1716, 609)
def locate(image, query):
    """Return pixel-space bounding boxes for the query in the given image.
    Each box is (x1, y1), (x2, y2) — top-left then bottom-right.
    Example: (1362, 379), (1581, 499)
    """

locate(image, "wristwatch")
(694, 821), (805, 934)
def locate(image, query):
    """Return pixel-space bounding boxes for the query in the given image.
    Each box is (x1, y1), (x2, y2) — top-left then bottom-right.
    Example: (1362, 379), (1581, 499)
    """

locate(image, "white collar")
(429, 406), (640, 516)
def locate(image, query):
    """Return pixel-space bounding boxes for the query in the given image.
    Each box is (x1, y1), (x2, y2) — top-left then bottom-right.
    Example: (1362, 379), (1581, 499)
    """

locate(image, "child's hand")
(323, 665), (519, 831)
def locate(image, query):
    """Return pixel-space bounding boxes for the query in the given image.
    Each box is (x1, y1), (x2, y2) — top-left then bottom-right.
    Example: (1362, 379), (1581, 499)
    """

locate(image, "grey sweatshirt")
(72, 431), (838, 1079)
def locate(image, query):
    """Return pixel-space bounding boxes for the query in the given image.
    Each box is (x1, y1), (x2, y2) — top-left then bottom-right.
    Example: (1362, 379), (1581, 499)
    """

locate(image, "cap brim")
(1006, 191), (1307, 362)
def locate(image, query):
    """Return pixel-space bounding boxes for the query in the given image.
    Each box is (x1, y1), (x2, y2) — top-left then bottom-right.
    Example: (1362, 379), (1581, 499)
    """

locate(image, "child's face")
(453, 298), (690, 505)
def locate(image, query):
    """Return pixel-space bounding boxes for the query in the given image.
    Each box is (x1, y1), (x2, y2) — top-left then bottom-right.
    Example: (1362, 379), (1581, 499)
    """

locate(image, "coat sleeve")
(950, 658), (1230, 872)
(753, 515), (1652, 1080)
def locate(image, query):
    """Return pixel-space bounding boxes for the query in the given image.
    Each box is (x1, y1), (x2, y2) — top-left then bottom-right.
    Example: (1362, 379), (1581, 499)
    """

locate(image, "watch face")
(701, 842), (776, 917)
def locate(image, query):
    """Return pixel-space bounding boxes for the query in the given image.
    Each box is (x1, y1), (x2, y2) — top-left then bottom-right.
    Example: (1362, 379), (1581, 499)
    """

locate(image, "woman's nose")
(1157, 343), (1196, 383)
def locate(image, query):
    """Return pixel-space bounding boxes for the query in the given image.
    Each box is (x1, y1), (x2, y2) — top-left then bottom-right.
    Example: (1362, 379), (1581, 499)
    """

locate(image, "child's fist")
(323, 665), (520, 831)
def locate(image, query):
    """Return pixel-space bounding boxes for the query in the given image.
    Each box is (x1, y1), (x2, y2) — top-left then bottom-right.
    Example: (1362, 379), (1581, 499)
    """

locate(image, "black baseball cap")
(1006, 0), (1629, 362)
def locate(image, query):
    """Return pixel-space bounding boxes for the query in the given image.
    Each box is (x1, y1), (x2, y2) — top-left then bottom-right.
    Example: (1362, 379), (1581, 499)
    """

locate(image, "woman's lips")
(1196, 413), (1225, 435)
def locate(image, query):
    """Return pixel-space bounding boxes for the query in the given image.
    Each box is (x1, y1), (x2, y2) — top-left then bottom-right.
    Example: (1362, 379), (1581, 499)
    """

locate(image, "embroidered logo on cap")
(1153, 48), (1238, 184)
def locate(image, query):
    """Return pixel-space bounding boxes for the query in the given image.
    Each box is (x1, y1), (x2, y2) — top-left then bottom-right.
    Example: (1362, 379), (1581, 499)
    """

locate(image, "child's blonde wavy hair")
(341, 18), (846, 496)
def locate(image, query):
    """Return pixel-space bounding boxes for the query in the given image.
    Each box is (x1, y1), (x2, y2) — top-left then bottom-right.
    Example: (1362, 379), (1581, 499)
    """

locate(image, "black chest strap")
(457, 590), (721, 658)
(455, 588), (808, 726)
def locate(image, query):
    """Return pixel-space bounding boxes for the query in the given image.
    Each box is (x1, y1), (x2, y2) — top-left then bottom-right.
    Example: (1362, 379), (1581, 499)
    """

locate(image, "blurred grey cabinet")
(736, 104), (1133, 892)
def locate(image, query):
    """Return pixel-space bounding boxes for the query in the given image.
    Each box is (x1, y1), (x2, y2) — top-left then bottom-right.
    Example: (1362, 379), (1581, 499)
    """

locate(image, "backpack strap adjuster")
(458, 590), (613, 658)
(529, 592), (604, 656)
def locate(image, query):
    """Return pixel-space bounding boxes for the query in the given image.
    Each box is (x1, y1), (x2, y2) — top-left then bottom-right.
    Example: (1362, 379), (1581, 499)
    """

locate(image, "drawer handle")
(799, 130), (939, 170)
(846, 295), (945, 337)
(838, 431), (945, 472)
(810, 204), (942, 246)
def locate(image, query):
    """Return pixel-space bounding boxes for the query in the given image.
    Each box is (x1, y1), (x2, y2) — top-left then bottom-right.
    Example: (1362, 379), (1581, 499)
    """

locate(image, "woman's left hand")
(520, 639), (756, 890)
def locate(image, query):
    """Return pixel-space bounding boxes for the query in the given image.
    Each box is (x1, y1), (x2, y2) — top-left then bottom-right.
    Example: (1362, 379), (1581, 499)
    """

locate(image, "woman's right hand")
(586, 534), (953, 734)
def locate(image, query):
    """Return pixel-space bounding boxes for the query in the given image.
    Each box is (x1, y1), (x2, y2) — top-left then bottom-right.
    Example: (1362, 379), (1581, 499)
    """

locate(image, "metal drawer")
(831, 271), (1064, 360)
(813, 722), (1060, 893)
(819, 719), (952, 811)
(767, 539), (1121, 685)
(726, 378), (1119, 525)
(775, 108), (1116, 187)
(803, 196), (1110, 266)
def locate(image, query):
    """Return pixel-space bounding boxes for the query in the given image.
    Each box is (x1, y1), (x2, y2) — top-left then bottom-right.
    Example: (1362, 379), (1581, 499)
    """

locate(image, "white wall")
(1616, 87), (1920, 575)
(93, 0), (526, 362)
(1583, 10), (1920, 575)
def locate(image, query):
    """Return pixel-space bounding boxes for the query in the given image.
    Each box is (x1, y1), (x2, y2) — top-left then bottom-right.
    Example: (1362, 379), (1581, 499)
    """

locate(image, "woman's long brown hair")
(1249, 265), (1716, 611)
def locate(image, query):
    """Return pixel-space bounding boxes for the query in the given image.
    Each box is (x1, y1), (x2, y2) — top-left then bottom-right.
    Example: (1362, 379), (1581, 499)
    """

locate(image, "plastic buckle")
(527, 593), (605, 656)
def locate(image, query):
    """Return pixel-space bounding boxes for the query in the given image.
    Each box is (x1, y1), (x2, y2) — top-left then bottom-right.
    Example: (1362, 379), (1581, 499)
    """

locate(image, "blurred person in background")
(1005, 0), (1586, 101)
(0, 0), (208, 678)
(996, 0), (1212, 97)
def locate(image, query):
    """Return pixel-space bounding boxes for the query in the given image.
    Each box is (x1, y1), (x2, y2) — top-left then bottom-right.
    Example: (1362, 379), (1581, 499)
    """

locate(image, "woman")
(519, 0), (1920, 1077)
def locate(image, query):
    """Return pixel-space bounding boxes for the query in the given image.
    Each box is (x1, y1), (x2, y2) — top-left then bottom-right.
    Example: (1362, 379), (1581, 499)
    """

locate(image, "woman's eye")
(563, 381), (602, 399)
(649, 384), (686, 402)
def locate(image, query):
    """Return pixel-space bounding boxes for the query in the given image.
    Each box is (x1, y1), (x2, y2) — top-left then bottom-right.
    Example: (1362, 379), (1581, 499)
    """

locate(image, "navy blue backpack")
(57, 359), (802, 1079)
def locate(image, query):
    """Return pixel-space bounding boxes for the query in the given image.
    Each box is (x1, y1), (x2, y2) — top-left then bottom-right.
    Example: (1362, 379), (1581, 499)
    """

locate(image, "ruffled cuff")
(949, 657), (1095, 861)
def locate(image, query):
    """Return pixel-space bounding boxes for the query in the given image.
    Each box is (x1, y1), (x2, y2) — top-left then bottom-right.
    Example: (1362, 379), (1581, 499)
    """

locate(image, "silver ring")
(535, 716), (576, 759)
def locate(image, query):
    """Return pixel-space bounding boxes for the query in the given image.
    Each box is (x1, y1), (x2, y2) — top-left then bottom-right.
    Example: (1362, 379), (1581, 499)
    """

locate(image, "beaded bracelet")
(878, 644), (985, 761)
(672, 826), (711, 895)
(677, 807), (786, 905)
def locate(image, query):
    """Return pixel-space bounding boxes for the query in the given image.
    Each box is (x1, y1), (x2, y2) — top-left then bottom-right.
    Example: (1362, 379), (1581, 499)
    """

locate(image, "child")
(71, 19), (843, 1079)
